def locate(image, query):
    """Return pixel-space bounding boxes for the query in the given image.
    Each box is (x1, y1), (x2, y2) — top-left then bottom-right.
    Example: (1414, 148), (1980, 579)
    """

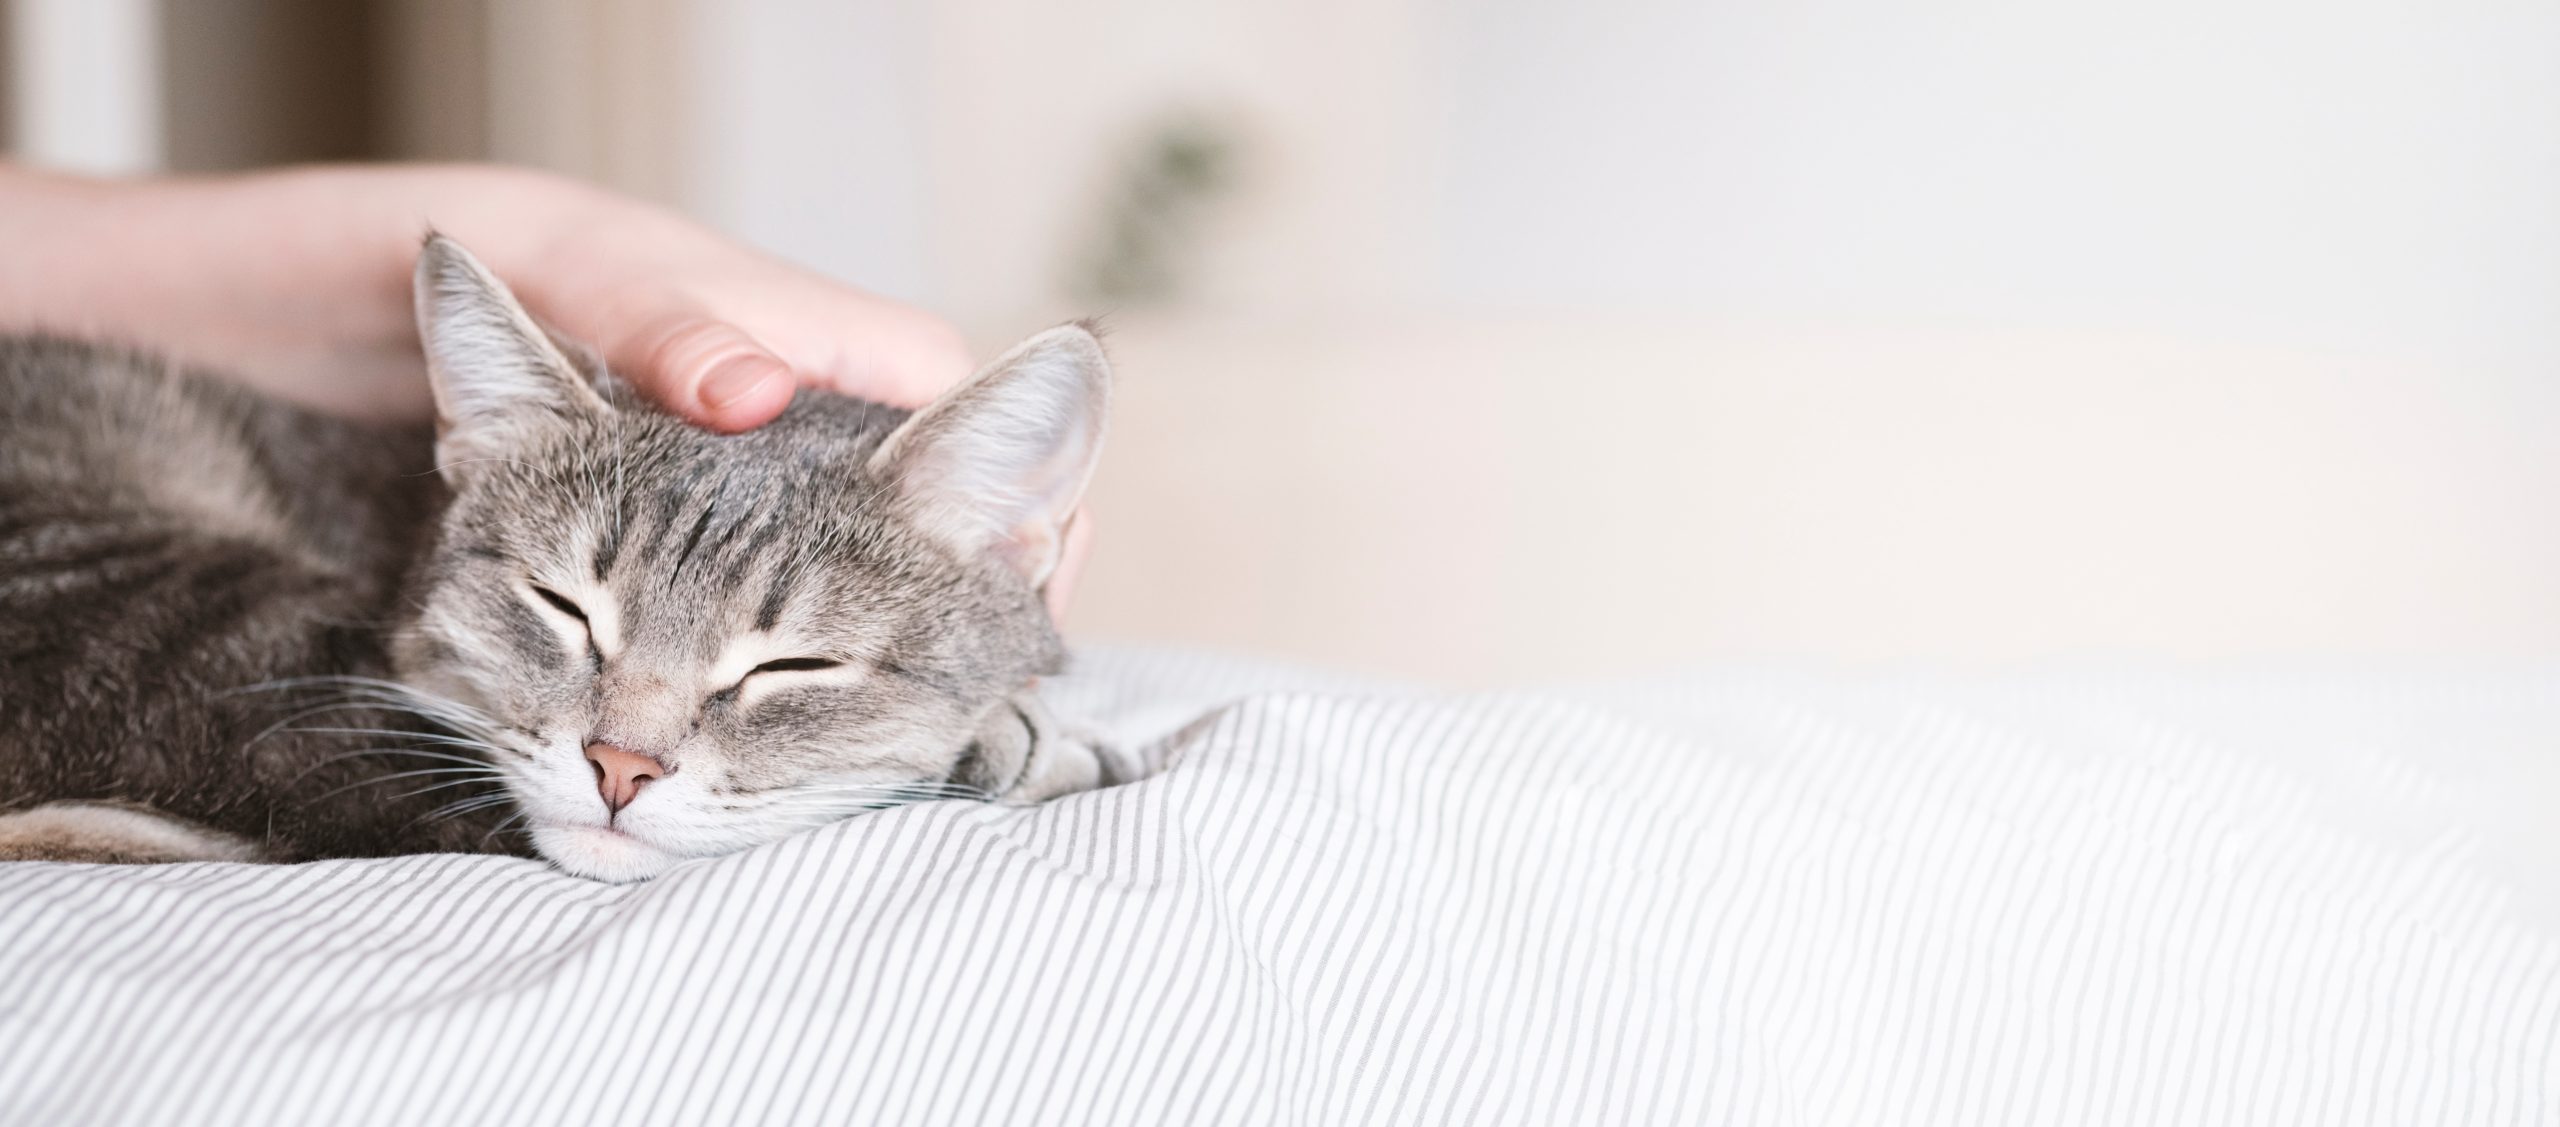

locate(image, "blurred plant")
(1072, 109), (1243, 306)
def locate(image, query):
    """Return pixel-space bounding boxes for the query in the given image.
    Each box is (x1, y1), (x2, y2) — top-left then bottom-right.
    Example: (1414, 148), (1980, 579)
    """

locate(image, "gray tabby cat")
(0, 235), (1120, 882)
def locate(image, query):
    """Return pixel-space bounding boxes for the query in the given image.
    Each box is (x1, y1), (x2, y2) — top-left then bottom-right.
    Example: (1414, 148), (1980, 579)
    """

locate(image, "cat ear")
(412, 233), (610, 476)
(868, 324), (1109, 587)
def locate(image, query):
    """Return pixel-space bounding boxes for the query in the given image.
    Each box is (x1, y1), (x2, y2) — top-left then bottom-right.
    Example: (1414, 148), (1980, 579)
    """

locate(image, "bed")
(2, 647), (2553, 1124)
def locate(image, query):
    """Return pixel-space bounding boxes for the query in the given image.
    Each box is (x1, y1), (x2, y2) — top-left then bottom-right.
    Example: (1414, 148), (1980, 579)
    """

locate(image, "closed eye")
(530, 585), (588, 623)
(711, 655), (850, 708)
(527, 583), (601, 667)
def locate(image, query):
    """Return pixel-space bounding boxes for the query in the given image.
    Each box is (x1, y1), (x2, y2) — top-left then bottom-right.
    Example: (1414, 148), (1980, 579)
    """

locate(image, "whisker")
(480, 810), (530, 849)
(770, 798), (969, 830)
(311, 765), (504, 802)
(280, 726), (511, 755)
(228, 676), (503, 733)
(765, 784), (993, 802)
(285, 694), (493, 736)
(386, 777), (511, 802)
(284, 747), (503, 791)
(434, 792), (518, 814)
(766, 798), (991, 812)
(776, 779), (993, 795)
(303, 747), (497, 771)
(752, 782), (996, 830)
(235, 700), (506, 767)
(412, 793), (518, 827)
(239, 701), (390, 756)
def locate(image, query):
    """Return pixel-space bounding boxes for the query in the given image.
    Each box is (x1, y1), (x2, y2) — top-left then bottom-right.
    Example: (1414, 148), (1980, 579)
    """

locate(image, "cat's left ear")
(869, 324), (1109, 588)
(412, 233), (611, 478)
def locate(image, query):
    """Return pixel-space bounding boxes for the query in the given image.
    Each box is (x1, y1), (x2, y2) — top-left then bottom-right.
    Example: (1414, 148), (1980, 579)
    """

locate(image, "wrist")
(0, 167), (151, 334)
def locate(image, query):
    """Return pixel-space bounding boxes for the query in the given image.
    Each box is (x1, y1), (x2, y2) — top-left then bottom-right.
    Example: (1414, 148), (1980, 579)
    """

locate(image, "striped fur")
(0, 335), (490, 859)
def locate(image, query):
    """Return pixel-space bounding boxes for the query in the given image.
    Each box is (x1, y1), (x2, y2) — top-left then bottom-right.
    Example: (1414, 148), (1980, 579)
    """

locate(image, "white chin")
(532, 824), (685, 883)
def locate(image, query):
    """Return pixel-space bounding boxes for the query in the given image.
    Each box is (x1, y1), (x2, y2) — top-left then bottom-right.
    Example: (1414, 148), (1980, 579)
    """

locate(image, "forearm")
(0, 163), (621, 419)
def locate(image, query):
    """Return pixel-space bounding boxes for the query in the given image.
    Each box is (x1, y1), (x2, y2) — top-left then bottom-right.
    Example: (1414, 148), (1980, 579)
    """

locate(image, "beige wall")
(1074, 313), (2560, 681)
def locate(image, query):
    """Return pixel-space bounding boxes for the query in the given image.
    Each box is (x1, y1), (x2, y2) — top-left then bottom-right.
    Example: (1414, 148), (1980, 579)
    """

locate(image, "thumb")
(614, 316), (797, 432)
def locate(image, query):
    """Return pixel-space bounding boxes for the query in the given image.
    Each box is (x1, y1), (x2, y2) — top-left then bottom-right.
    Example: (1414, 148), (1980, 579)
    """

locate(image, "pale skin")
(0, 162), (1089, 618)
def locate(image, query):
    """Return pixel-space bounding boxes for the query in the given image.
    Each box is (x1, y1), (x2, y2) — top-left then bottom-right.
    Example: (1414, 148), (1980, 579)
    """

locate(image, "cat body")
(0, 336), (476, 858)
(0, 237), (1115, 880)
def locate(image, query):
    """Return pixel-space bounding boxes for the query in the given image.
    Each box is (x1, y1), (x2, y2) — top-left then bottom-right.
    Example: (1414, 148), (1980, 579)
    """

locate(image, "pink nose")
(583, 743), (664, 814)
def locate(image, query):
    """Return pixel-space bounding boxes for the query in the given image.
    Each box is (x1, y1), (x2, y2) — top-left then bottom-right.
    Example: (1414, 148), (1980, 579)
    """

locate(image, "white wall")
(679, 0), (936, 303)
(680, 0), (2560, 373)
(4, 0), (161, 174)
(1432, 0), (2560, 370)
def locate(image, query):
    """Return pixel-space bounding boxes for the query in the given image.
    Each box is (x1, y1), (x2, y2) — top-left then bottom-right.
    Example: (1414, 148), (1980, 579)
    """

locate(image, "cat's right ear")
(866, 324), (1109, 589)
(413, 233), (610, 479)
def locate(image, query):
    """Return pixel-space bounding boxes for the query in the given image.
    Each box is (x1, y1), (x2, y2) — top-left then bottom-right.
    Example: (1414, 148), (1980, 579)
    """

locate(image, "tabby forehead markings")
(669, 501), (719, 586)
(592, 491), (626, 580)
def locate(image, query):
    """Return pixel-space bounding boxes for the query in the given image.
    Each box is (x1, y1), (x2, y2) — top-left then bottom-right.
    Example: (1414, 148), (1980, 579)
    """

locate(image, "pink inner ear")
(873, 325), (1108, 583)
(998, 520), (1066, 588)
(989, 437), (1096, 586)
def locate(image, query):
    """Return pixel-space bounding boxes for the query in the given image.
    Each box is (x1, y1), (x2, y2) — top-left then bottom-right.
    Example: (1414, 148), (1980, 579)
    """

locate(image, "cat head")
(393, 235), (1108, 881)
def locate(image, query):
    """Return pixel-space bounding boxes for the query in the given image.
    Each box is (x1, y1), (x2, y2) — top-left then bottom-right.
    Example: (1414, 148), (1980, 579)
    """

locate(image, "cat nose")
(583, 743), (665, 814)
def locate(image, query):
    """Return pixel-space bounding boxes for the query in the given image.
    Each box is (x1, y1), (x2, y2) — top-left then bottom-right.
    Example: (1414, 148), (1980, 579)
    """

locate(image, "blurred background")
(5, 0), (2556, 683)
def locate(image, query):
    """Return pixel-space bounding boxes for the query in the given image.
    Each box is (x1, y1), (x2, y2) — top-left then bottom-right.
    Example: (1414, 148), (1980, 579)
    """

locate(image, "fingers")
(614, 316), (798, 432)
(868, 315), (978, 406)
(796, 305), (979, 409)
(611, 302), (976, 428)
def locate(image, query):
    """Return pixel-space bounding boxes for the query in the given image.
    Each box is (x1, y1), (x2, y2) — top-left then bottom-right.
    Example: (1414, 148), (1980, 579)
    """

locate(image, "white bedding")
(1, 649), (2554, 1125)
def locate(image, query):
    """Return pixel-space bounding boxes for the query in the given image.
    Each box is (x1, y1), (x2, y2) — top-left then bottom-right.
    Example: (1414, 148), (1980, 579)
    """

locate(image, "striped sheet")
(1, 649), (2554, 1125)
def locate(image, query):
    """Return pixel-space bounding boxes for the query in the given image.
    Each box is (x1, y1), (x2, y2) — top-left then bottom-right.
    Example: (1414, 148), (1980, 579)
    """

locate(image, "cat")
(0, 234), (1122, 882)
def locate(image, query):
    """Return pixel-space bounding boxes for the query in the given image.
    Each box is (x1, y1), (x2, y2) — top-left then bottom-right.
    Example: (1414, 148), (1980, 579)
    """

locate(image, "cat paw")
(957, 690), (1120, 806)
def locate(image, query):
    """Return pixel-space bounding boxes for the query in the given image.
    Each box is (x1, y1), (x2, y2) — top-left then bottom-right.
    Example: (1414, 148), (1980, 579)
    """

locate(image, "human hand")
(482, 181), (974, 430)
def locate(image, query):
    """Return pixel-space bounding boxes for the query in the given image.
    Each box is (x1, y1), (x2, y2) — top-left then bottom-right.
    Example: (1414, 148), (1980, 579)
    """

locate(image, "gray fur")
(0, 235), (1116, 881)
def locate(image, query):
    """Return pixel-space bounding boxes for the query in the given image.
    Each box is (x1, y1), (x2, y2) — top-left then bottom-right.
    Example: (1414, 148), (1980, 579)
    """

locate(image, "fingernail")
(700, 356), (784, 410)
